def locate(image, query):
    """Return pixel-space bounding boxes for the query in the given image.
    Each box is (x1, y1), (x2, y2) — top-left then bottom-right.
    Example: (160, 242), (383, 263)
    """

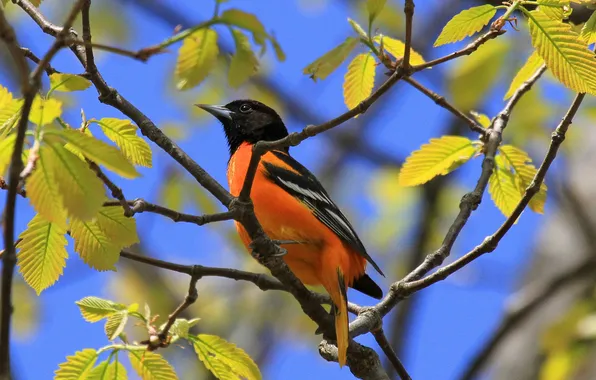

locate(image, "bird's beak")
(195, 104), (233, 120)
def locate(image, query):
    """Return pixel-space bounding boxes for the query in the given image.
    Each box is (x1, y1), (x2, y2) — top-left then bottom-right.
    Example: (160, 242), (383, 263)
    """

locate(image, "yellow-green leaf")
(175, 29), (219, 90)
(500, 144), (547, 213)
(580, 10), (596, 44)
(161, 318), (200, 341)
(228, 29), (259, 88)
(95, 118), (152, 168)
(528, 10), (596, 94)
(303, 37), (359, 81)
(470, 111), (491, 128)
(76, 296), (127, 322)
(367, 0), (387, 25)
(71, 218), (121, 271)
(16, 214), (68, 295)
(54, 349), (98, 380)
(105, 311), (128, 341)
(88, 359), (128, 380)
(343, 53), (376, 110)
(45, 139), (104, 220)
(192, 334), (261, 380)
(48, 129), (139, 178)
(129, 351), (178, 380)
(29, 96), (62, 127)
(538, 0), (570, 20)
(49, 73), (92, 92)
(434, 5), (497, 46)
(0, 85), (22, 137)
(221, 9), (267, 45)
(489, 155), (522, 218)
(97, 206), (139, 248)
(348, 18), (368, 39)
(374, 35), (425, 65)
(399, 136), (477, 186)
(0, 134), (17, 176)
(504, 51), (545, 99)
(27, 145), (68, 228)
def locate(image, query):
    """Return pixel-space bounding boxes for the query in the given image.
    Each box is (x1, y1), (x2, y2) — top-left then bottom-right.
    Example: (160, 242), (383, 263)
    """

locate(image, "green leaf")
(580, 10), (596, 44)
(97, 206), (139, 248)
(0, 85), (22, 137)
(399, 136), (478, 186)
(191, 334), (261, 380)
(27, 145), (68, 228)
(29, 96), (62, 127)
(343, 53), (376, 111)
(303, 37), (359, 81)
(500, 145), (547, 213)
(537, 0), (570, 20)
(71, 218), (121, 271)
(88, 359), (128, 380)
(54, 349), (98, 380)
(16, 214), (68, 295)
(44, 139), (105, 220)
(528, 9), (596, 94)
(374, 35), (426, 65)
(49, 73), (92, 92)
(48, 129), (139, 179)
(128, 351), (178, 380)
(270, 37), (286, 62)
(228, 29), (259, 88)
(76, 296), (127, 322)
(504, 51), (545, 99)
(367, 0), (387, 25)
(0, 133), (17, 176)
(470, 111), (491, 128)
(175, 29), (219, 90)
(221, 9), (267, 46)
(105, 311), (128, 341)
(489, 155), (522, 218)
(348, 18), (368, 40)
(434, 5), (497, 46)
(161, 318), (200, 340)
(94, 118), (152, 168)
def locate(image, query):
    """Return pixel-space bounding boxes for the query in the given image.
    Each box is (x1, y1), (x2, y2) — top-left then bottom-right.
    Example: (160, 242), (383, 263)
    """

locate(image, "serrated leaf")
(27, 145), (68, 228)
(343, 53), (376, 110)
(374, 35), (425, 65)
(71, 218), (121, 271)
(54, 349), (98, 380)
(105, 311), (128, 341)
(399, 136), (477, 186)
(88, 359), (128, 380)
(470, 111), (491, 128)
(0, 134), (17, 176)
(0, 86), (22, 137)
(367, 0), (387, 25)
(45, 139), (105, 220)
(76, 296), (127, 322)
(581, 10), (596, 44)
(228, 29), (259, 88)
(175, 29), (219, 90)
(192, 334), (261, 380)
(97, 206), (139, 248)
(48, 129), (139, 178)
(303, 37), (359, 81)
(504, 51), (545, 99)
(94, 118), (152, 168)
(528, 10), (596, 94)
(29, 96), (62, 126)
(16, 214), (68, 295)
(489, 155), (522, 218)
(161, 318), (201, 340)
(221, 9), (267, 46)
(434, 5), (497, 47)
(128, 351), (178, 380)
(49, 73), (92, 92)
(537, 0), (570, 20)
(500, 145), (547, 213)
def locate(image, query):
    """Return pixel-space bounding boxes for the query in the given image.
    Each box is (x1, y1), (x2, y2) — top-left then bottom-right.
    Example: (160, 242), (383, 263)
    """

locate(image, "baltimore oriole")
(198, 100), (384, 367)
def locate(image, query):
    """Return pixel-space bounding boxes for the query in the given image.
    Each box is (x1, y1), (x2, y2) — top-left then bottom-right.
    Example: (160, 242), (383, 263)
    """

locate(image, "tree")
(1, 0), (595, 379)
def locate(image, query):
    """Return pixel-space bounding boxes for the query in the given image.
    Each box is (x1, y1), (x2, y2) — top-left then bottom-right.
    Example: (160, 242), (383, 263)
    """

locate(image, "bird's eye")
(239, 104), (252, 113)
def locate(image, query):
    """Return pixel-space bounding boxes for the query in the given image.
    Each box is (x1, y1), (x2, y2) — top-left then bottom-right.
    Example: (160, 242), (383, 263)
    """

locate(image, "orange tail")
(332, 267), (349, 367)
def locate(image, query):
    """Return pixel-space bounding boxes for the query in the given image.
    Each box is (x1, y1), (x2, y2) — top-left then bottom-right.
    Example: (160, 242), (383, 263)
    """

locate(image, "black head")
(197, 99), (289, 155)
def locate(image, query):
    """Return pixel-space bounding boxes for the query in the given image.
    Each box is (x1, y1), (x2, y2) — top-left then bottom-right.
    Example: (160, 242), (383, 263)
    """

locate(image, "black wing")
(262, 151), (384, 277)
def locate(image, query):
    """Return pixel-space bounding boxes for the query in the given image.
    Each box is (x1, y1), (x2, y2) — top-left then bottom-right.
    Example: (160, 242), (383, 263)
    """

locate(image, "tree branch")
(372, 329), (411, 380)
(401, 0), (415, 71)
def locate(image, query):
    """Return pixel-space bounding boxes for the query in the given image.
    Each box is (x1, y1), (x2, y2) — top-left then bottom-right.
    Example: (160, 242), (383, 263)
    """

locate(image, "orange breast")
(228, 143), (367, 286)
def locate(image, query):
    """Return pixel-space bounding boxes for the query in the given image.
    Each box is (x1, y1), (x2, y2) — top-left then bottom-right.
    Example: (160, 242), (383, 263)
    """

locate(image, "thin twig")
(19, 47), (58, 75)
(372, 329), (411, 380)
(88, 162), (132, 216)
(401, 0), (414, 71)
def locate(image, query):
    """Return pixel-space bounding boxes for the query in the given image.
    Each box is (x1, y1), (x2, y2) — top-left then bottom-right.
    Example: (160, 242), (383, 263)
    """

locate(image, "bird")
(197, 99), (384, 367)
